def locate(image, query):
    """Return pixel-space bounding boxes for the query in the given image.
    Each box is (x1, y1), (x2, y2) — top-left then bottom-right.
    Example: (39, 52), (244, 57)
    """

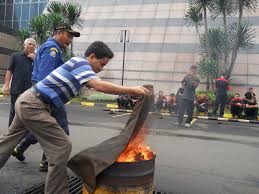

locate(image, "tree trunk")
(195, 24), (201, 44)
(223, 12), (228, 69)
(206, 76), (210, 90)
(211, 78), (215, 91)
(227, 4), (243, 79)
(203, 7), (208, 34)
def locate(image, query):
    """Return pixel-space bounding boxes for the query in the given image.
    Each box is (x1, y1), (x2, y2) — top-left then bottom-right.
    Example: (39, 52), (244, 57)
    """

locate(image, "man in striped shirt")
(0, 41), (148, 194)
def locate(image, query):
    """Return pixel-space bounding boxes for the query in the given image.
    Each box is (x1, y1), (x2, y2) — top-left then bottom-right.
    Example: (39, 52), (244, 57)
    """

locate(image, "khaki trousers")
(0, 89), (72, 194)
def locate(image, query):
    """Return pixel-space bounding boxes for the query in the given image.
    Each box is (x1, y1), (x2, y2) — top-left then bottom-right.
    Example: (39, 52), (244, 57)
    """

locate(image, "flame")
(116, 127), (155, 162)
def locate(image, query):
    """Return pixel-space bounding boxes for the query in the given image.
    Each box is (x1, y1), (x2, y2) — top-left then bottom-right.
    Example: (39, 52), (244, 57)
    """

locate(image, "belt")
(31, 87), (49, 105)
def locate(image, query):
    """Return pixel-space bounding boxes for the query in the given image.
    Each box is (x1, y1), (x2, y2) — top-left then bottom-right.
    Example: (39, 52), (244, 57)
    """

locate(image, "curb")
(104, 108), (259, 124)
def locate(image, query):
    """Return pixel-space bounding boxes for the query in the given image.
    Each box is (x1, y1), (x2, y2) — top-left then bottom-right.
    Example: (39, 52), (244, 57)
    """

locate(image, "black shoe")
(12, 148), (25, 162)
(39, 160), (48, 172)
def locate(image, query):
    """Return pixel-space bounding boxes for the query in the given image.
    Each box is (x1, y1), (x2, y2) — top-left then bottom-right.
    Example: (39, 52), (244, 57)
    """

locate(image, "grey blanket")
(68, 85), (154, 194)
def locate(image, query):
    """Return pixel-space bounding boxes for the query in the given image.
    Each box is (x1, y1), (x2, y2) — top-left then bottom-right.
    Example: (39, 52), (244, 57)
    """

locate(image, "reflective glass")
(21, 20), (29, 29)
(30, 3), (38, 19)
(13, 20), (20, 29)
(13, 3), (21, 20)
(5, 4), (13, 20)
(0, 4), (5, 20)
(21, 3), (30, 20)
(39, 2), (46, 13)
(5, 20), (13, 28)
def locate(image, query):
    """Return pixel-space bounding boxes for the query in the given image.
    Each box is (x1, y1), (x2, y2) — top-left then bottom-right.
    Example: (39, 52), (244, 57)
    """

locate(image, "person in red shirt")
(230, 93), (244, 119)
(168, 93), (177, 114)
(212, 75), (230, 117)
(156, 90), (167, 112)
(196, 92), (209, 116)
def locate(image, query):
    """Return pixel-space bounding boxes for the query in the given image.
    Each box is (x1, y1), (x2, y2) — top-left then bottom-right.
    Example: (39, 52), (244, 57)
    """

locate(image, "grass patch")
(81, 92), (117, 103)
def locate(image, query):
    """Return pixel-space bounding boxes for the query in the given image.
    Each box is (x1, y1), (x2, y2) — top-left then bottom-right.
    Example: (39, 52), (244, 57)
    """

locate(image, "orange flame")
(116, 127), (155, 162)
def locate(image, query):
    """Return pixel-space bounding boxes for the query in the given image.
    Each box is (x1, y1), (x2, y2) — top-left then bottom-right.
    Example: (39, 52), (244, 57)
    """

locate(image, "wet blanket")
(67, 85), (154, 194)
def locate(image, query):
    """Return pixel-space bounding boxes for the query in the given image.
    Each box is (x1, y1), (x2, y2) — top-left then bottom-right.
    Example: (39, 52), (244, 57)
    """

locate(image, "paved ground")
(0, 103), (259, 194)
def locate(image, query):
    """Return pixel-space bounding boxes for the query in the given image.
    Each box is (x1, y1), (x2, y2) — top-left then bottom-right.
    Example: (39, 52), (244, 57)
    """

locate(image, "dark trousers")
(24, 105), (70, 144)
(178, 99), (194, 124)
(9, 94), (20, 126)
(213, 94), (227, 117)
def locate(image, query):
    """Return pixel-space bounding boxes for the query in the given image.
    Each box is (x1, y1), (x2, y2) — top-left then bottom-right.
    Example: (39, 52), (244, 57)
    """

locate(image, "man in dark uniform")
(175, 65), (200, 128)
(11, 23), (80, 172)
(2, 38), (36, 126)
(212, 75), (229, 118)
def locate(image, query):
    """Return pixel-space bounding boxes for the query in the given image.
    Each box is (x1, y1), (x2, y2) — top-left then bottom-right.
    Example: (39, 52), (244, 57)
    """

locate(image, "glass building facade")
(0, 0), (47, 29)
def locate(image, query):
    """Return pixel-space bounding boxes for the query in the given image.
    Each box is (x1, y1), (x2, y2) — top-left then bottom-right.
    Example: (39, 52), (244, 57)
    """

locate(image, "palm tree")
(210, 0), (234, 32)
(201, 27), (229, 62)
(29, 14), (49, 45)
(198, 56), (220, 90)
(47, 1), (84, 53)
(226, 0), (257, 79)
(226, 22), (255, 78)
(191, 0), (213, 34)
(210, 0), (234, 68)
(16, 29), (31, 51)
(185, 5), (203, 43)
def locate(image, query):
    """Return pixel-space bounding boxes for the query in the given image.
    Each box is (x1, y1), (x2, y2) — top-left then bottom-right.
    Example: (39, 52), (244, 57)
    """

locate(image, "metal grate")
(23, 176), (172, 194)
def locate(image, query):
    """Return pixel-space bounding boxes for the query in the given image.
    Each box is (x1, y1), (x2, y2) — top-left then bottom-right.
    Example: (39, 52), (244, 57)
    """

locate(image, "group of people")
(0, 23), (148, 194)
(154, 72), (258, 125)
(230, 88), (258, 120)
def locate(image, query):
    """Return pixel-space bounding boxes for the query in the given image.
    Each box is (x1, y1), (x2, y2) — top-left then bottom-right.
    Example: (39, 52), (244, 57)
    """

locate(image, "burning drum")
(83, 156), (155, 194)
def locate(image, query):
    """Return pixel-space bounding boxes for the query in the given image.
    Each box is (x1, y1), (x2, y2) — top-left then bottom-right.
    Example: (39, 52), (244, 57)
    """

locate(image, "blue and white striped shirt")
(35, 57), (99, 108)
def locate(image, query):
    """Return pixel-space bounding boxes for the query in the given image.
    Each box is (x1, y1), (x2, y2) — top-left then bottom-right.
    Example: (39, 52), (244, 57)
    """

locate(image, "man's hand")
(2, 85), (10, 96)
(129, 86), (149, 96)
(27, 53), (35, 60)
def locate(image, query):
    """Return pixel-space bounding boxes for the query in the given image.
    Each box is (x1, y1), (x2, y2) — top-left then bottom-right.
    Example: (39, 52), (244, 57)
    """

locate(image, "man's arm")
(87, 79), (148, 96)
(2, 54), (15, 96)
(2, 70), (12, 96)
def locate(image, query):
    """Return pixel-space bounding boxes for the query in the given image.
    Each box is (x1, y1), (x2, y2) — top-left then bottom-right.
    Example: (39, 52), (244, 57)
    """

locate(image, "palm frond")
(201, 27), (229, 61)
(47, 1), (63, 14)
(185, 5), (203, 27)
(228, 22), (255, 50)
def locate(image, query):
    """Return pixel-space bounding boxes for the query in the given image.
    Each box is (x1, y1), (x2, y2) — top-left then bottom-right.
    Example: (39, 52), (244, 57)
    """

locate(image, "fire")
(116, 127), (155, 162)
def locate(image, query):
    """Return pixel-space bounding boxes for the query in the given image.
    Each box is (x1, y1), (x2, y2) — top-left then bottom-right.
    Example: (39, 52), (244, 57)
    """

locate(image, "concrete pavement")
(0, 104), (259, 194)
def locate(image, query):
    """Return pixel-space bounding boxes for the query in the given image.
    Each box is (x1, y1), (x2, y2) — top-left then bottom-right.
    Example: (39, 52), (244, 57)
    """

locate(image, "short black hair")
(190, 65), (197, 71)
(84, 41), (114, 59)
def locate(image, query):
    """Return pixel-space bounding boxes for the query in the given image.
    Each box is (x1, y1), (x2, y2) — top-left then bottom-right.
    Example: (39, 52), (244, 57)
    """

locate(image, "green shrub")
(84, 92), (117, 102)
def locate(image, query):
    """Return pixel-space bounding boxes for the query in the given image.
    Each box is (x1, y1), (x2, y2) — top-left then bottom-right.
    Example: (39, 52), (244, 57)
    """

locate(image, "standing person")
(175, 85), (184, 114)
(175, 65), (200, 128)
(1, 38), (36, 126)
(0, 41), (148, 194)
(212, 75), (229, 118)
(11, 23), (80, 172)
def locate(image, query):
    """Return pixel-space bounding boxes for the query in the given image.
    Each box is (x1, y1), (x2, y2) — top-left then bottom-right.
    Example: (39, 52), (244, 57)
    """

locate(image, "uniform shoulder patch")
(50, 47), (58, 57)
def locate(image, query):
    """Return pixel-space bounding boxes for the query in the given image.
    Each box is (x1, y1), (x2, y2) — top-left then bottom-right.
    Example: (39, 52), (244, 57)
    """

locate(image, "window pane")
(7, 0), (14, 3)
(30, 3), (38, 19)
(5, 21), (13, 28)
(0, 0), (5, 3)
(32, 0), (38, 2)
(13, 20), (20, 29)
(0, 4), (5, 20)
(21, 20), (29, 29)
(13, 4), (21, 20)
(39, 2), (46, 13)
(21, 3), (30, 20)
(14, 0), (22, 2)
(23, 0), (30, 2)
(5, 4), (13, 20)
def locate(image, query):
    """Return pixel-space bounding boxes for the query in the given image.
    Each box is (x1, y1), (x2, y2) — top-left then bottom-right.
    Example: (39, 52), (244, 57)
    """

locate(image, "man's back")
(32, 37), (64, 83)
